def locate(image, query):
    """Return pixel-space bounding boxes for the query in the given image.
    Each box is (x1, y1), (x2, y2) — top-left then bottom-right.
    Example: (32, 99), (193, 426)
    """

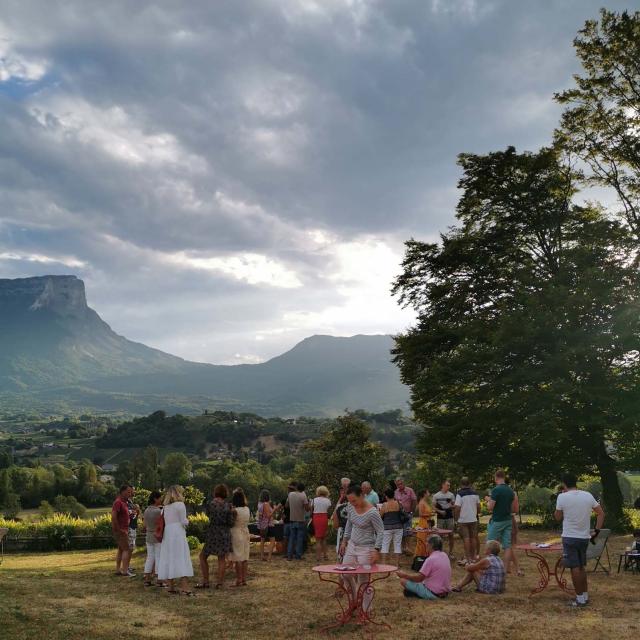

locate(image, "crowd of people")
(111, 470), (605, 607)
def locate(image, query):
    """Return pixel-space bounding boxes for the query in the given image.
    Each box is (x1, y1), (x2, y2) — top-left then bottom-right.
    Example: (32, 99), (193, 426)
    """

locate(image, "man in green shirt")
(486, 469), (516, 571)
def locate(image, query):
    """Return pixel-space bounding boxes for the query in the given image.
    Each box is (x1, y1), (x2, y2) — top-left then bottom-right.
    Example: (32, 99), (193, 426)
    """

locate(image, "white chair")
(586, 528), (611, 574)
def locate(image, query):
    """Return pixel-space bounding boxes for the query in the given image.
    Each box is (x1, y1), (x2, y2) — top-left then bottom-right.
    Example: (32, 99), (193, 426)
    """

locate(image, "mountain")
(0, 275), (409, 415)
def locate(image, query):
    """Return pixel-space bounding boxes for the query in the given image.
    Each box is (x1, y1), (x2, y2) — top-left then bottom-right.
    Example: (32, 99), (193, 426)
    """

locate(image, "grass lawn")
(1, 530), (639, 640)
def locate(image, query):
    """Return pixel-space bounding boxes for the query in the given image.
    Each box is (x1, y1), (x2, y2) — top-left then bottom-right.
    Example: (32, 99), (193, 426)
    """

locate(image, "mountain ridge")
(0, 275), (409, 415)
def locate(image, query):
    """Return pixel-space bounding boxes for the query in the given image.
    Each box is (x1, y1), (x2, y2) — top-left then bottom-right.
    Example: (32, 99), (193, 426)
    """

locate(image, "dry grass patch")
(1, 531), (639, 640)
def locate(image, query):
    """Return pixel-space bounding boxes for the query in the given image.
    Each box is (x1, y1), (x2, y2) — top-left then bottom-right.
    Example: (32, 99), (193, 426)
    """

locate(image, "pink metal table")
(312, 563), (398, 633)
(515, 543), (574, 596)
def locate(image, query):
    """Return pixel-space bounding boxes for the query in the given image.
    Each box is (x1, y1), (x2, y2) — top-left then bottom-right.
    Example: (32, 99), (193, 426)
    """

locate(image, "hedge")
(0, 512), (213, 552)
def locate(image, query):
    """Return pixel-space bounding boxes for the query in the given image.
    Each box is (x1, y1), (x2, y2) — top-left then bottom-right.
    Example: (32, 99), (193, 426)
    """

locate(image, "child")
(142, 491), (163, 586)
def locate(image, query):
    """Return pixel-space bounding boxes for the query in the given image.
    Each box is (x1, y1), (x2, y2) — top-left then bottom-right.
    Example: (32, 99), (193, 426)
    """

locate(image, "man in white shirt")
(432, 479), (456, 558)
(454, 477), (481, 564)
(554, 473), (605, 607)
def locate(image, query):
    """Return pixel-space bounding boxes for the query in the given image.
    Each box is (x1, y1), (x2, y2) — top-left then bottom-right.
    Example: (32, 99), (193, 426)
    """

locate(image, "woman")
(311, 486), (331, 561)
(338, 485), (384, 612)
(229, 488), (250, 587)
(257, 490), (276, 561)
(156, 485), (194, 595)
(379, 487), (403, 565)
(142, 490), (163, 587)
(197, 484), (235, 589)
(415, 489), (434, 557)
(331, 493), (349, 562)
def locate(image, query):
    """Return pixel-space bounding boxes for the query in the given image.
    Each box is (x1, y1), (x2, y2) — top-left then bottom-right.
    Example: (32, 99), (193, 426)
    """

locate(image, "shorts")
(113, 531), (129, 552)
(382, 528), (403, 554)
(458, 521), (478, 540)
(487, 519), (512, 550)
(404, 581), (444, 600)
(562, 537), (589, 568)
(128, 529), (137, 550)
(259, 526), (276, 540)
(437, 518), (454, 532)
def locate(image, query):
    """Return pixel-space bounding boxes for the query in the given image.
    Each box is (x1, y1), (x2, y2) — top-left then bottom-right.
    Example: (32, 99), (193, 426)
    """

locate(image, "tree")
(53, 495), (87, 518)
(161, 453), (192, 487)
(2, 493), (21, 519)
(297, 415), (389, 492)
(393, 147), (640, 530)
(555, 10), (640, 240)
(39, 500), (54, 519)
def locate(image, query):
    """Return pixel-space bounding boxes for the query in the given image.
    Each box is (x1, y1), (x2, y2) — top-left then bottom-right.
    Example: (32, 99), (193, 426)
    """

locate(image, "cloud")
(0, 0), (632, 363)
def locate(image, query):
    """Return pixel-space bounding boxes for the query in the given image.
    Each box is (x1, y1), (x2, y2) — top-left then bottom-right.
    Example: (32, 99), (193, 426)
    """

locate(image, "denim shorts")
(487, 519), (512, 550)
(562, 537), (589, 568)
(404, 580), (438, 600)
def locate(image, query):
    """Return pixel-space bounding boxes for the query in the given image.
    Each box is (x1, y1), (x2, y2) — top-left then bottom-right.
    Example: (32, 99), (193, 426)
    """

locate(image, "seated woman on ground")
(452, 539), (505, 594)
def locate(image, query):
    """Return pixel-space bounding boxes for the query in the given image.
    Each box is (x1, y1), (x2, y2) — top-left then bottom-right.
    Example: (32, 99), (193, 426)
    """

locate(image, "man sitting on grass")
(452, 540), (505, 594)
(396, 534), (451, 600)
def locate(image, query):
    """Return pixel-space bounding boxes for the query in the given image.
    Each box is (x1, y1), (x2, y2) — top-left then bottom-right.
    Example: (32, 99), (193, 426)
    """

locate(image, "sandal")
(194, 582), (210, 589)
(451, 586), (463, 592)
(167, 589), (180, 595)
(180, 591), (196, 597)
(143, 580), (153, 587)
(517, 569), (525, 577)
(214, 583), (223, 589)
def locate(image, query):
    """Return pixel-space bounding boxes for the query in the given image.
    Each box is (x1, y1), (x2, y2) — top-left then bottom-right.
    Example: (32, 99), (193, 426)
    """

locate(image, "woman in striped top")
(338, 485), (384, 612)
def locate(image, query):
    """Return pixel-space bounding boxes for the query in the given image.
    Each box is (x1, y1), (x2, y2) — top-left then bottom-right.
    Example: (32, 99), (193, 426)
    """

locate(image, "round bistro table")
(412, 527), (453, 536)
(514, 543), (574, 596)
(312, 563), (398, 632)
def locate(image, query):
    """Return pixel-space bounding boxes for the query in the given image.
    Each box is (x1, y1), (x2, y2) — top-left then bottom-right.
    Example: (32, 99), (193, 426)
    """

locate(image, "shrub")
(39, 500), (55, 519)
(54, 495), (87, 518)
(186, 512), (209, 541)
(186, 535), (201, 550)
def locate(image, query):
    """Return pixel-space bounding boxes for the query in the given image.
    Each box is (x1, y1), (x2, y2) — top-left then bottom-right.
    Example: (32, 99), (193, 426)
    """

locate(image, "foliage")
(393, 146), (640, 531)
(183, 485), (205, 512)
(39, 500), (54, 519)
(53, 495), (87, 518)
(186, 535), (201, 550)
(555, 9), (640, 240)
(296, 415), (389, 492)
(2, 493), (21, 519)
(162, 452), (192, 486)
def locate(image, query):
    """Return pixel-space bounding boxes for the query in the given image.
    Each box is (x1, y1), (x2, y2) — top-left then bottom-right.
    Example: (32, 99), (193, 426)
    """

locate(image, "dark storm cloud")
(0, 0), (630, 362)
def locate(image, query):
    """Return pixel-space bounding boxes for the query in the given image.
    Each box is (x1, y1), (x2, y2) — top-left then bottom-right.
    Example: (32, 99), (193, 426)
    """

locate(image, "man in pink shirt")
(397, 535), (451, 599)
(394, 477), (417, 554)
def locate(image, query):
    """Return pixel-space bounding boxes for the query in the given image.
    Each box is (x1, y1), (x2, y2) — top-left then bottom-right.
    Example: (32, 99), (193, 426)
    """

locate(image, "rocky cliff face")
(0, 275), (88, 318)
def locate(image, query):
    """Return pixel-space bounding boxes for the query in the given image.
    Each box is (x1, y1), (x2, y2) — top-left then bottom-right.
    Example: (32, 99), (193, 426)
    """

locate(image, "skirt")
(312, 513), (329, 539)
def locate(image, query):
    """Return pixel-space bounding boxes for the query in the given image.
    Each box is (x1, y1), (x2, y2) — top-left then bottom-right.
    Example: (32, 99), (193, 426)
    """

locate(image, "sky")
(0, 0), (632, 364)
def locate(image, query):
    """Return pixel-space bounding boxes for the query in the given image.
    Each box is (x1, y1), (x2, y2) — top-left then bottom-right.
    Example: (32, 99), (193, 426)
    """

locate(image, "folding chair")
(586, 528), (611, 574)
(0, 527), (7, 565)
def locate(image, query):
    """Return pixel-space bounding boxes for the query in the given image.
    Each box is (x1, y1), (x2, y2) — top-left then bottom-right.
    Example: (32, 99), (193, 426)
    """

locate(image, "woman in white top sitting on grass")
(156, 485), (194, 596)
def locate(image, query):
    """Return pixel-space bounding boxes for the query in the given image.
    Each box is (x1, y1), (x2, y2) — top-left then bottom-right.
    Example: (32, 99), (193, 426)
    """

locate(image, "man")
(338, 477), (351, 503)
(452, 540), (505, 594)
(454, 477), (480, 564)
(361, 481), (379, 507)
(486, 469), (516, 572)
(397, 534), (451, 600)
(554, 473), (605, 607)
(111, 484), (134, 577)
(394, 477), (417, 554)
(433, 479), (456, 558)
(285, 482), (309, 560)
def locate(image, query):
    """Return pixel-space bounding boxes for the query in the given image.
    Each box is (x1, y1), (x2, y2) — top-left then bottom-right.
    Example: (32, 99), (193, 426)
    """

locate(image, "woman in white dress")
(156, 485), (194, 595)
(228, 488), (250, 587)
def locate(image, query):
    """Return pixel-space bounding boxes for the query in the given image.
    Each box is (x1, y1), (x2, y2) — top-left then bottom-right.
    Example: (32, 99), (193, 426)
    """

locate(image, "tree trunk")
(596, 454), (626, 532)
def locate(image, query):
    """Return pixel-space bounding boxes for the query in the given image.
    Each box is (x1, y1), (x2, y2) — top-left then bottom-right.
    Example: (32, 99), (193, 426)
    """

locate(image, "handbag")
(398, 504), (412, 524)
(154, 509), (165, 543)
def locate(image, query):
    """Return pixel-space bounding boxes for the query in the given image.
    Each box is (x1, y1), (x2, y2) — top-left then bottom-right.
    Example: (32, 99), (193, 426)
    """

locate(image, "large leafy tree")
(297, 415), (389, 493)
(393, 147), (640, 530)
(555, 9), (640, 238)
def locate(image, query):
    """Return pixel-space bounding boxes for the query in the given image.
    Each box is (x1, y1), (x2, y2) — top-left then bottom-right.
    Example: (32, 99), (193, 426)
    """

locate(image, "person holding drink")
(339, 485), (384, 613)
(433, 479), (456, 559)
